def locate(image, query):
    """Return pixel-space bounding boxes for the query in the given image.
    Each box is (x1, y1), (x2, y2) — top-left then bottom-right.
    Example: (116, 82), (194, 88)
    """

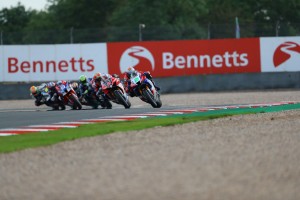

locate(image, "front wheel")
(155, 93), (162, 108)
(86, 96), (99, 109)
(142, 89), (157, 108)
(69, 93), (82, 110)
(114, 90), (131, 109)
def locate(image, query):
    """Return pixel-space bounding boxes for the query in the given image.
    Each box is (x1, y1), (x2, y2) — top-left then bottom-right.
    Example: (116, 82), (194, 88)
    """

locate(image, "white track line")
(55, 121), (94, 125)
(0, 133), (17, 136)
(28, 125), (79, 128)
(0, 128), (50, 132)
(79, 119), (126, 122)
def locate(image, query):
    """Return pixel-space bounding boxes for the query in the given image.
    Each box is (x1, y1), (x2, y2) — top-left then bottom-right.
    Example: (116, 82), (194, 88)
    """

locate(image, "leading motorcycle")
(129, 71), (162, 108)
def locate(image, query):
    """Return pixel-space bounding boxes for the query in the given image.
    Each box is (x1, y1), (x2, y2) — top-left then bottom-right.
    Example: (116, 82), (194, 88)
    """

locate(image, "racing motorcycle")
(56, 81), (82, 110)
(32, 88), (65, 110)
(44, 92), (66, 110)
(78, 91), (101, 109)
(101, 75), (131, 109)
(129, 71), (162, 108)
(72, 82), (100, 109)
(72, 82), (110, 109)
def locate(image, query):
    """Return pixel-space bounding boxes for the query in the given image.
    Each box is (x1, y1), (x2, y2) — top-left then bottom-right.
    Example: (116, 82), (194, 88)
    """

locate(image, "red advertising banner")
(107, 38), (261, 78)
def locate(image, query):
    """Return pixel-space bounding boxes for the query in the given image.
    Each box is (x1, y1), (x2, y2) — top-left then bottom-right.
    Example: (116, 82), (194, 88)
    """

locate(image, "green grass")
(1, 103), (300, 154)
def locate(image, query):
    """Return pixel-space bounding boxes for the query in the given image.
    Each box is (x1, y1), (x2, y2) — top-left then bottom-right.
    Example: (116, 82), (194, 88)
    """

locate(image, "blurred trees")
(0, 0), (300, 44)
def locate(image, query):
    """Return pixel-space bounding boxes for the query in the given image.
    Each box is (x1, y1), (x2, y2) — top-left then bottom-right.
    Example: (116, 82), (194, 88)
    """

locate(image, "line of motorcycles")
(34, 74), (162, 110)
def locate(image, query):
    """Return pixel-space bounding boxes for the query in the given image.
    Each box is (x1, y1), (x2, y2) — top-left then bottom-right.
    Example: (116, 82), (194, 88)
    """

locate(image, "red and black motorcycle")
(101, 75), (131, 109)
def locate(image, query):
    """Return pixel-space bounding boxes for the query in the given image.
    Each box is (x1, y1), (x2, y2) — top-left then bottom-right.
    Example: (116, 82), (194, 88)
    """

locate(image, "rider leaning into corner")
(78, 73), (112, 109)
(123, 67), (160, 97)
(29, 83), (48, 106)
(30, 82), (65, 110)
(92, 72), (120, 108)
(92, 72), (104, 96)
(78, 75), (94, 98)
(92, 72), (120, 93)
(47, 82), (60, 101)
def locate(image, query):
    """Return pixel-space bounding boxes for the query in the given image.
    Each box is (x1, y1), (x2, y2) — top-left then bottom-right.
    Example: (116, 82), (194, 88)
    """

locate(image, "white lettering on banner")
(1, 43), (107, 82)
(162, 51), (249, 69)
(8, 57), (95, 73)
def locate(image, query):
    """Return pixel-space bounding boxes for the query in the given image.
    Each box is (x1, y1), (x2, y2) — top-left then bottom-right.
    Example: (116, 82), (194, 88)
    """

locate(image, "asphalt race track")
(0, 103), (195, 130)
(0, 105), (163, 129)
(1, 91), (300, 129)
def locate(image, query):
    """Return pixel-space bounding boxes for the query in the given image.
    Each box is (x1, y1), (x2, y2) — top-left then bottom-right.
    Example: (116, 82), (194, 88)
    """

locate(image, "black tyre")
(70, 94), (82, 110)
(87, 96), (99, 109)
(92, 104), (99, 109)
(52, 106), (59, 110)
(142, 89), (157, 108)
(104, 98), (112, 109)
(114, 90), (131, 109)
(155, 93), (162, 108)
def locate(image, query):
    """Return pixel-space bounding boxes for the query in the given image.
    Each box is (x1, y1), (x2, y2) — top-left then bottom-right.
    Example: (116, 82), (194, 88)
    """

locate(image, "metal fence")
(1, 22), (300, 45)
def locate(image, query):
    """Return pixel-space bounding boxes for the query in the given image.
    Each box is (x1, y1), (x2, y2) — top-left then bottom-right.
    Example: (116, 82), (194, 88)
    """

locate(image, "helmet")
(79, 75), (87, 83)
(30, 86), (38, 94)
(29, 86), (37, 94)
(71, 82), (78, 90)
(125, 67), (136, 78)
(93, 72), (102, 82)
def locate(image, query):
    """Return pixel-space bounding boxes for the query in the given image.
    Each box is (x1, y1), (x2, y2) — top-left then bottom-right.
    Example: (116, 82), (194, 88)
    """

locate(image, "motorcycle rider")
(92, 72), (117, 109)
(46, 82), (59, 102)
(29, 83), (48, 106)
(78, 75), (95, 101)
(46, 81), (66, 110)
(92, 72), (103, 96)
(71, 82), (80, 97)
(123, 67), (160, 97)
(93, 72), (120, 93)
